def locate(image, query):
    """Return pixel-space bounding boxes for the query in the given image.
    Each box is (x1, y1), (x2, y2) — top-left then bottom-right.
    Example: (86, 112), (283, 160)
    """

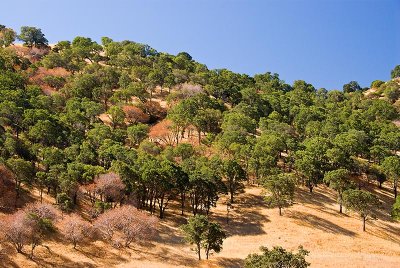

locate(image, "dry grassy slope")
(1, 183), (400, 268)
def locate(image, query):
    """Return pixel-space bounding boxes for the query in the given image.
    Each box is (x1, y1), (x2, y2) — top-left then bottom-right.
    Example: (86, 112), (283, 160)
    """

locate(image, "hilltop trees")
(0, 25), (16, 47)
(343, 81), (362, 93)
(18, 26), (48, 48)
(391, 65), (400, 79)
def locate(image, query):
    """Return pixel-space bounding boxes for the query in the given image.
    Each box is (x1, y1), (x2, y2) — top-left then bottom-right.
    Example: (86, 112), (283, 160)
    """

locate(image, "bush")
(94, 205), (158, 248)
(391, 65), (400, 79)
(370, 80), (384, 89)
(59, 214), (93, 248)
(245, 246), (310, 268)
(56, 192), (73, 212)
(42, 75), (66, 89)
(392, 196), (400, 220)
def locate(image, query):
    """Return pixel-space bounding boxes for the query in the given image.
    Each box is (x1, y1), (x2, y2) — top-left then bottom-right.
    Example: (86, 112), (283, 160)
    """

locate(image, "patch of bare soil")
(2, 184), (400, 268)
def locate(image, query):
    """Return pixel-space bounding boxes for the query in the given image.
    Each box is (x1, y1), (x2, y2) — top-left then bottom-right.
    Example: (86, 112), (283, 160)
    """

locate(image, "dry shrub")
(141, 101), (167, 122)
(94, 205), (158, 248)
(149, 119), (176, 146)
(0, 210), (30, 253)
(59, 214), (93, 249)
(0, 203), (59, 257)
(94, 172), (125, 205)
(123, 105), (150, 124)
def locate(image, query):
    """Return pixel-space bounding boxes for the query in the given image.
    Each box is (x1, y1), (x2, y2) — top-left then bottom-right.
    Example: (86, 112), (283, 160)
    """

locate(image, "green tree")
(202, 221), (226, 259)
(343, 81), (361, 93)
(391, 65), (400, 79)
(223, 159), (246, 203)
(6, 157), (35, 200)
(18, 26), (48, 47)
(245, 245), (310, 268)
(127, 123), (149, 146)
(0, 26), (16, 47)
(323, 169), (352, 213)
(381, 156), (400, 199)
(391, 196), (400, 220)
(263, 173), (295, 216)
(181, 215), (208, 260)
(343, 189), (381, 231)
(181, 215), (226, 260)
(107, 106), (125, 129)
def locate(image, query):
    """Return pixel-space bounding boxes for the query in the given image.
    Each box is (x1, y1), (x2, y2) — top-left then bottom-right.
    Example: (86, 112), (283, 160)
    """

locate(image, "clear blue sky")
(3, 0), (399, 89)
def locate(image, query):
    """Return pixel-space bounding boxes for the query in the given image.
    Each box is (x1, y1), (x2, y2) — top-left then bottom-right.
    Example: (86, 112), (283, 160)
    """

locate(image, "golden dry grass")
(1, 184), (400, 268)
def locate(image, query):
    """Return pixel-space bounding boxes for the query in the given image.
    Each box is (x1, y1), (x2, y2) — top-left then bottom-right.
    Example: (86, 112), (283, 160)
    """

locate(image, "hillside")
(1, 25), (400, 268)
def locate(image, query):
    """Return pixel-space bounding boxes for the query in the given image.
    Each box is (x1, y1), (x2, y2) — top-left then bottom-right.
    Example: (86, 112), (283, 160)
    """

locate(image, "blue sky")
(3, 0), (399, 89)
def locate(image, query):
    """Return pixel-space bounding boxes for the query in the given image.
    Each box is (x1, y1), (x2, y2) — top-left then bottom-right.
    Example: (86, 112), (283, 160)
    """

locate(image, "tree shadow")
(125, 245), (198, 267)
(288, 211), (357, 236)
(76, 243), (128, 265)
(30, 253), (97, 268)
(211, 193), (269, 236)
(0, 245), (21, 268)
(295, 186), (336, 208)
(156, 220), (186, 245)
(369, 222), (400, 244)
(215, 257), (244, 268)
(366, 185), (397, 222)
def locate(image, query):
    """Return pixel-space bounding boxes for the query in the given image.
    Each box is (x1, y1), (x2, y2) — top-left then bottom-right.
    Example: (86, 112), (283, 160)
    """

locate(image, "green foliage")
(343, 189), (381, 231)
(391, 196), (400, 220)
(370, 80), (384, 89)
(0, 26), (16, 47)
(381, 156), (400, 198)
(391, 65), (400, 79)
(42, 75), (66, 89)
(180, 215), (226, 260)
(56, 192), (73, 212)
(18, 26), (48, 47)
(223, 159), (247, 203)
(343, 81), (361, 93)
(323, 169), (352, 213)
(263, 173), (295, 215)
(127, 123), (149, 146)
(244, 245), (310, 268)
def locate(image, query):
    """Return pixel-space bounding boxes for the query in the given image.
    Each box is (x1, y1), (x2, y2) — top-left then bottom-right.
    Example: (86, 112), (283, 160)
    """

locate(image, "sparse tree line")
(0, 24), (399, 262)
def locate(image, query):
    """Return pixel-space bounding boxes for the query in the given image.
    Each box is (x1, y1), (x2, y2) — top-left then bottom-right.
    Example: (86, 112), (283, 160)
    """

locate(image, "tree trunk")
(197, 243), (201, 260)
(394, 180), (398, 199)
(339, 203), (342, 213)
(279, 207), (282, 216)
(181, 192), (185, 216)
(198, 130), (201, 145)
(362, 217), (366, 231)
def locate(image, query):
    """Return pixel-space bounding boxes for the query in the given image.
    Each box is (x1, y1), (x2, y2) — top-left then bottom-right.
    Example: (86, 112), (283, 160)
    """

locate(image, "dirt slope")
(1, 184), (400, 268)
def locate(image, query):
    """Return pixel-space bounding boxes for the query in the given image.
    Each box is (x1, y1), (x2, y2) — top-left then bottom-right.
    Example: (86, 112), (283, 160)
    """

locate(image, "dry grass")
(1, 183), (400, 268)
